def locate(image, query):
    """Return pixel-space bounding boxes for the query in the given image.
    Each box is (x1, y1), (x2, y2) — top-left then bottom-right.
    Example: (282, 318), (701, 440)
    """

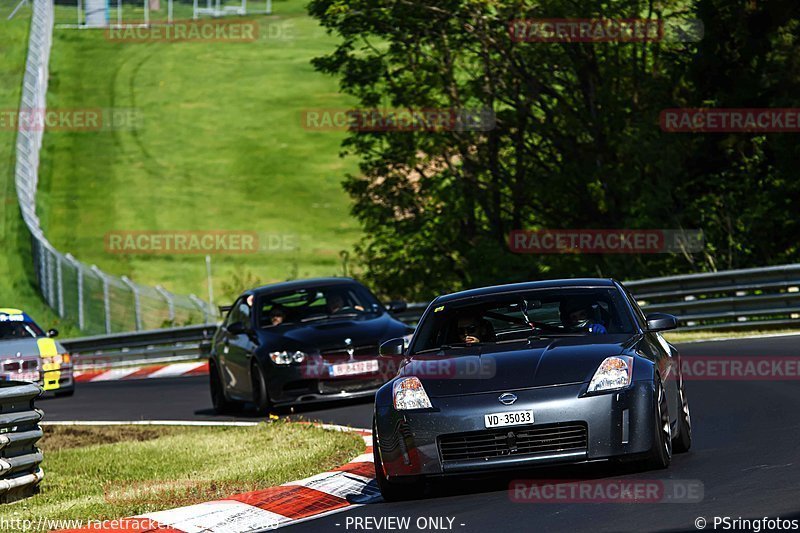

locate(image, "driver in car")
(560, 298), (607, 335)
(456, 315), (496, 344)
(268, 306), (286, 326)
(326, 292), (365, 314)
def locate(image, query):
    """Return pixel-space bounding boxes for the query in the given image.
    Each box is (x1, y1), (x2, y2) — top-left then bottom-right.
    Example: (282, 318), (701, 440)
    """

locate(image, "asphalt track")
(43, 335), (800, 532)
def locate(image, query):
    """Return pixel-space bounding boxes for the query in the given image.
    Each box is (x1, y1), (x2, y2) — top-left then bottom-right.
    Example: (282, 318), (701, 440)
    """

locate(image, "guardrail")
(62, 324), (218, 370)
(625, 264), (800, 331)
(0, 382), (43, 503)
(398, 267), (800, 331)
(60, 264), (800, 369)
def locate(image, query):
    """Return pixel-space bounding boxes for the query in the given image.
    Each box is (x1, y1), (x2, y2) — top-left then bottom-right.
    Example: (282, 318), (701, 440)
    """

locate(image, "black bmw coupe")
(373, 278), (692, 500)
(209, 277), (413, 413)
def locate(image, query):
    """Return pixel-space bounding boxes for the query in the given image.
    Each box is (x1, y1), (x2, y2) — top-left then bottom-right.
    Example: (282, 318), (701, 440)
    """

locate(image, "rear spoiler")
(218, 305), (232, 315)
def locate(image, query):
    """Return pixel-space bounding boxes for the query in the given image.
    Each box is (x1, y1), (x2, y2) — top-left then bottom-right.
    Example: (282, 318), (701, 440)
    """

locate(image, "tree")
(309, 0), (800, 299)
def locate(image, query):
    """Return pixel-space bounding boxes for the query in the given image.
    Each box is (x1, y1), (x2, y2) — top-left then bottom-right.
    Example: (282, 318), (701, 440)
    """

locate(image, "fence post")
(155, 285), (175, 325)
(91, 265), (111, 334)
(121, 276), (142, 331)
(65, 254), (84, 330)
(189, 294), (210, 323)
(40, 244), (49, 306)
(56, 253), (64, 318)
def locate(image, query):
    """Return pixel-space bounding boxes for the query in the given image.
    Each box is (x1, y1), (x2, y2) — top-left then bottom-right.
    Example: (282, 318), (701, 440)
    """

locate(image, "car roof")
(247, 277), (361, 297)
(0, 308), (32, 319)
(433, 278), (618, 304)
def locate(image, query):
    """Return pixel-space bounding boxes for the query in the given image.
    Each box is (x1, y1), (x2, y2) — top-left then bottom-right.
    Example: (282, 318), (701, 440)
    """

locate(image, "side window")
(238, 299), (251, 327)
(225, 297), (246, 327)
(621, 286), (647, 329)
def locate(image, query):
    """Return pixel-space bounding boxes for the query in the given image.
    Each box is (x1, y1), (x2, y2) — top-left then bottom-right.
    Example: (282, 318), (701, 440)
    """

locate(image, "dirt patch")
(39, 425), (186, 451)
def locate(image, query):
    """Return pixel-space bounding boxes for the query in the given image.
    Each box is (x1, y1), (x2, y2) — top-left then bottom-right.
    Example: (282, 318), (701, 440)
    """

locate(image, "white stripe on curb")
(141, 500), (291, 532)
(147, 362), (209, 379)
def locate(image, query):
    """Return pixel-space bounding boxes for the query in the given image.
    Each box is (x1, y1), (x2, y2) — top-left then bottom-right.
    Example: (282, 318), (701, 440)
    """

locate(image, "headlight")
(269, 350), (306, 365)
(587, 356), (633, 393)
(393, 376), (432, 410)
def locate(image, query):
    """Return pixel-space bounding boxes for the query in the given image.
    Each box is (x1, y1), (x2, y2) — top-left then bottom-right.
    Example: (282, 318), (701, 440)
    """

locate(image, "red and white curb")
(60, 423), (379, 532)
(74, 361), (209, 383)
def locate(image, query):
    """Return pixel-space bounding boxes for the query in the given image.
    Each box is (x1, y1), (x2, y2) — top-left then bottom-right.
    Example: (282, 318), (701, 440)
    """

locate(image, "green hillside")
(0, 1), (77, 334)
(37, 0), (361, 305)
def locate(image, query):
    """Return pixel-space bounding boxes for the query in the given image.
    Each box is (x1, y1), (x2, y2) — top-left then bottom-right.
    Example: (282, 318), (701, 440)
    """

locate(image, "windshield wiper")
(413, 343), (480, 355)
(300, 312), (359, 322)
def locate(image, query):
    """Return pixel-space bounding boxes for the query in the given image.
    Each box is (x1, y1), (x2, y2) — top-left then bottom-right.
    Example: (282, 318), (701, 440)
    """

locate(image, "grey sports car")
(372, 279), (691, 501)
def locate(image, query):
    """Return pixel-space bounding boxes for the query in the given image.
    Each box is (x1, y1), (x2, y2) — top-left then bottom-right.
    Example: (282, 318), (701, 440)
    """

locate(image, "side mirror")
(226, 321), (246, 335)
(386, 301), (407, 313)
(645, 313), (678, 332)
(379, 337), (406, 358)
(47, 328), (59, 338)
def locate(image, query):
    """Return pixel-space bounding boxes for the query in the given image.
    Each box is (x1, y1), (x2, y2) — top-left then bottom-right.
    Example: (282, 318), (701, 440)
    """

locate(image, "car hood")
(400, 334), (642, 397)
(258, 313), (410, 352)
(0, 337), (64, 358)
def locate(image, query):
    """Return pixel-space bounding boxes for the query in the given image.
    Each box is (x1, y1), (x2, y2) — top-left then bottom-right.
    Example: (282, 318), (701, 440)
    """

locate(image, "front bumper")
(267, 357), (394, 406)
(0, 359), (73, 394)
(375, 380), (656, 480)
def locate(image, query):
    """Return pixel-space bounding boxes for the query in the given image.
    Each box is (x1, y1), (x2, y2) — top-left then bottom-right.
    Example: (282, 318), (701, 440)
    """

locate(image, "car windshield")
(410, 287), (636, 354)
(0, 318), (44, 340)
(256, 283), (384, 328)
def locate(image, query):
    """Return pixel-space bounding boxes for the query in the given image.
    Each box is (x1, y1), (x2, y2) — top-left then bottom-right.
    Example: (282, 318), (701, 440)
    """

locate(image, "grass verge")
(0, 422), (363, 528)
(664, 328), (800, 344)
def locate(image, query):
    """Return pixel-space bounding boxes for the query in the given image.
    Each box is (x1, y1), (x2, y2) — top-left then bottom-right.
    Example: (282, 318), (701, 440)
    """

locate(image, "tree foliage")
(308, 0), (800, 299)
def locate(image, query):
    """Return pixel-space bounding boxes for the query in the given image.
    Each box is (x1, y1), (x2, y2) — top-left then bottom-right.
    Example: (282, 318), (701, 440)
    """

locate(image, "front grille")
(438, 422), (587, 462)
(318, 378), (383, 394)
(320, 345), (378, 361)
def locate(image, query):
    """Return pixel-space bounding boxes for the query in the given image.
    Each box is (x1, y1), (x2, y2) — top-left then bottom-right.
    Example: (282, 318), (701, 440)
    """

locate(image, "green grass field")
(0, 1), (78, 334)
(37, 0), (361, 304)
(0, 422), (362, 529)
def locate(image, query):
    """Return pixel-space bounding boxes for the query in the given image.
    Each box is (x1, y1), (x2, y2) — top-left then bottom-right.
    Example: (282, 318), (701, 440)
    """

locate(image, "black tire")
(645, 376), (672, 470)
(251, 362), (272, 416)
(672, 379), (692, 453)
(209, 361), (235, 414)
(372, 418), (424, 502)
(54, 388), (74, 398)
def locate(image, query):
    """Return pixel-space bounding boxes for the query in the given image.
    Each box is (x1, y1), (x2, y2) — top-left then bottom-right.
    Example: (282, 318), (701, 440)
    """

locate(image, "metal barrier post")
(155, 285), (176, 324)
(121, 276), (142, 331)
(189, 294), (210, 323)
(91, 265), (111, 334)
(56, 253), (64, 318)
(65, 254), (84, 330)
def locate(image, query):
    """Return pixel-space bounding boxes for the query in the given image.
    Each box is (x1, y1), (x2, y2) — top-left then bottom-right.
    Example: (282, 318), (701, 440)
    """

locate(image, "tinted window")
(411, 287), (635, 354)
(0, 320), (44, 340)
(256, 283), (383, 328)
(225, 297), (251, 328)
